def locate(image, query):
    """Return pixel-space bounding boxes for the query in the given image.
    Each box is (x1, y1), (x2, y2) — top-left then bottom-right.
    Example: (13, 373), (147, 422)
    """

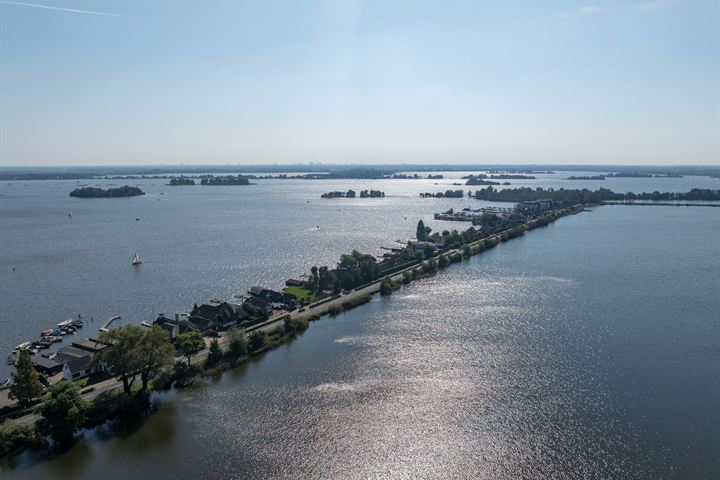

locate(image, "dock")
(99, 315), (121, 332)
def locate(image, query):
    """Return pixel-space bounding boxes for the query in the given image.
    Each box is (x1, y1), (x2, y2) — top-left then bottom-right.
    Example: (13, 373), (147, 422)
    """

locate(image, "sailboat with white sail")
(132, 253), (142, 266)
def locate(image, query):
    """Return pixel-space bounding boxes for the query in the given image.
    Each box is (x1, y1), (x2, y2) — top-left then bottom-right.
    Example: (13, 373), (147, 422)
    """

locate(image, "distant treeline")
(69, 186), (145, 198)
(2, 164), (718, 180)
(470, 187), (720, 206)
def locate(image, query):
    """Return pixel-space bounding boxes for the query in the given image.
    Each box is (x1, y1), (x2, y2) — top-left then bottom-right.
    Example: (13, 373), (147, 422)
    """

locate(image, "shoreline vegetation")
(68, 186), (145, 198)
(2, 187), (718, 462)
(0, 200), (584, 461)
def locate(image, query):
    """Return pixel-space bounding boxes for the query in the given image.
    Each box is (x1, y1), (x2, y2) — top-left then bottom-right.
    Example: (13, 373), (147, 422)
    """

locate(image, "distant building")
(516, 200), (553, 216)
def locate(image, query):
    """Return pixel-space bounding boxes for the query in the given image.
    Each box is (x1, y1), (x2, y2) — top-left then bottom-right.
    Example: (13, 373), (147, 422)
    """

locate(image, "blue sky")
(0, 0), (717, 166)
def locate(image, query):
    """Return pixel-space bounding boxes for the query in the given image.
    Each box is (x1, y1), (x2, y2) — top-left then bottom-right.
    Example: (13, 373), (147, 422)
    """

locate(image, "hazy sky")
(0, 0), (718, 166)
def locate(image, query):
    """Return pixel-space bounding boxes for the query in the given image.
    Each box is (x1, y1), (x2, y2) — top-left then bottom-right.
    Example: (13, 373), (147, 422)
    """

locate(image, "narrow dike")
(0, 203), (586, 460)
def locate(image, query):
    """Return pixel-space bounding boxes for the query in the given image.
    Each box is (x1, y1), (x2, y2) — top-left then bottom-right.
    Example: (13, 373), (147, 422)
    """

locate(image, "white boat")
(57, 319), (74, 328)
(132, 253), (142, 266)
(15, 341), (31, 350)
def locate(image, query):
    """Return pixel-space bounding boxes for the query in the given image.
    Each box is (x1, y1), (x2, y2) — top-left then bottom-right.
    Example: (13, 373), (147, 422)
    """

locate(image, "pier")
(99, 315), (121, 332)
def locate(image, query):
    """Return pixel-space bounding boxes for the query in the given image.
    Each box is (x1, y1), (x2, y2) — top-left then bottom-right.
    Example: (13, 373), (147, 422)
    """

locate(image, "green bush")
(0, 423), (44, 458)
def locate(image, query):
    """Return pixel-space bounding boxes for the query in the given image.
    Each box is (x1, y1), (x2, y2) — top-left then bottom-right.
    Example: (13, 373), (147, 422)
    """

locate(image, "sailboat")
(132, 253), (142, 266)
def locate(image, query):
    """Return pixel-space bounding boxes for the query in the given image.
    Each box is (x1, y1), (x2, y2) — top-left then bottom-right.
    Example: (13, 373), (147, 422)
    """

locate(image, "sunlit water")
(1, 173), (719, 479)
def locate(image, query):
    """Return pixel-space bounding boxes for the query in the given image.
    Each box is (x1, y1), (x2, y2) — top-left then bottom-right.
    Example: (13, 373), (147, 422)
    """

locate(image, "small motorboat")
(41, 328), (54, 337)
(6, 356), (15, 365)
(132, 253), (142, 266)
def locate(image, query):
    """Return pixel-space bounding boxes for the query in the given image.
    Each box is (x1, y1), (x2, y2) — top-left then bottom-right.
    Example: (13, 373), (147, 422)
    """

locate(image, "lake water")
(1, 172), (719, 478)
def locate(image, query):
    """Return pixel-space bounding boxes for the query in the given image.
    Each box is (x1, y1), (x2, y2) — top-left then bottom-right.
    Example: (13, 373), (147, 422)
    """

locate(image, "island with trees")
(567, 175), (606, 180)
(69, 186), (145, 198)
(321, 190), (385, 198)
(168, 176), (196, 186)
(199, 175), (253, 186)
(464, 175), (502, 186)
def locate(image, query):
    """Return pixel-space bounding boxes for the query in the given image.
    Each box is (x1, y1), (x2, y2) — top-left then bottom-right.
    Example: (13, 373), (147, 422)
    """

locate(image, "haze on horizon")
(0, 0), (718, 167)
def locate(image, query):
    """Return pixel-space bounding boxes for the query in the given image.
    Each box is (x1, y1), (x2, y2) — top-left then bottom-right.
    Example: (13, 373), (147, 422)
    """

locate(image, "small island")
(69, 185), (145, 198)
(168, 176), (196, 186)
(567, 175), (606, 180)
(200, 175), (252, 186)
(464, 175), (501, 186)
(321, 189), (385, 198)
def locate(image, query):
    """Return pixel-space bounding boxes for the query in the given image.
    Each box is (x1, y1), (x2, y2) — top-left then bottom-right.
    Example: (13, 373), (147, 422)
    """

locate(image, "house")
(154, 313), (199, 340)
(249, 286), (298, 308)
(189, 302), (239, 332)
(245, 296), (273, 316)
(71, 339), (112, 355)
(31, 355), (63, 376)
(428, 232), (446, 247)
(62, 355), (94, 381)
(56, 346), (96, 381)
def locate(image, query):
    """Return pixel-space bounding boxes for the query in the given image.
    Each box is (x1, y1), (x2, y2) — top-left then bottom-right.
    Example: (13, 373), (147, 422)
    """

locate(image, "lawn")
(283, 286), (317, 303)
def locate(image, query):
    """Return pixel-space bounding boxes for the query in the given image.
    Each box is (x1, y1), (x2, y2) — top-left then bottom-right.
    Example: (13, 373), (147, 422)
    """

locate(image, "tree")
(96, 325), (144, 394)
(380, 277), (395, 295)
(227, 327), (249, 358)
(416, 220), (427, 240)
(137, 325), (174, 390)
(205, 339), (222, 368)
(438, 255), (450, 269)
(9, 350), (44, 407)
(309, 266), (319, 292)
(37, 382), (87, 447)
(177, 331), (205, 366)
(318, 266), (330, 292)
(249, 331), (268, 352)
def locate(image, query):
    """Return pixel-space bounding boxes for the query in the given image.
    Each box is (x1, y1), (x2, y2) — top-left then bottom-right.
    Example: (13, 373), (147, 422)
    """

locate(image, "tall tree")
(318, 266), (330, 292)
(416, 220), (426, 240)
(37, 382), (87, 447)
(227, 327), (249, 358)
(177, 331), (205, 366)
(9, 350), (44, 407)
(96, 325), (144, 394)
(205, 339), (222, 367)
(137, 325), (175, 391)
